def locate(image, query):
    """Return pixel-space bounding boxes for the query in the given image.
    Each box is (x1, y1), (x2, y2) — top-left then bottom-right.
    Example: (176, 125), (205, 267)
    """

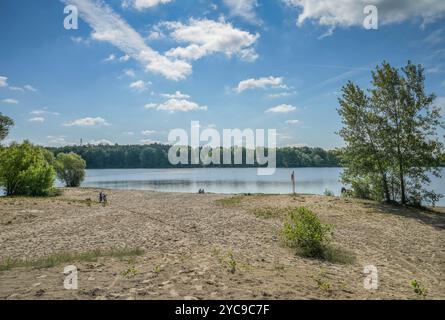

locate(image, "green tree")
(55, 152), (86, 187)
(0, 141), (56, 196)
(0, 113), (14, 142)
(338, 61), (444, 206)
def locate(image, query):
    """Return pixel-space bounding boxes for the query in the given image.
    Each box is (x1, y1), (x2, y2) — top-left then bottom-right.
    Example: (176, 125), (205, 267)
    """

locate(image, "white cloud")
(103, 53), (116, 62)
(124, 69), (136, 77)
(285, 119), (302, 124)
(129, 80), (150, 91)
(235, 76), (287, 93)
(9, 86), (25, 92)
(89, 139), (113, 145)
(140, 139), (162, 145)
(64, 0), (191, 81)
(29, 117), (45, 123)
(63, 117), (110, 127)
(0, 76), (8, 87)
(2, 98), (19, 104)
(141, 130), (155, 135)
(47, 135), (75, 146)
(119, 54), (130, 62)
(24, 85), (38, 93)
(284, 0), (445, 29)
(122, 0), (173, 10)
(223, 0), (259, 23)
(160, 91), (190, 99)
(162, 18), (259, 62)
(123, 131), (135, 135)
(31, 109), (60, 116)
(266, 104), (297, 113)
(268, 91), (297, 98)
(145, 98), (207, 112)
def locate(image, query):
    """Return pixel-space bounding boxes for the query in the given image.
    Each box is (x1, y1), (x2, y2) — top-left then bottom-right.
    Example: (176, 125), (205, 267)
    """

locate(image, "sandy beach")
(0, 188), (444, 300)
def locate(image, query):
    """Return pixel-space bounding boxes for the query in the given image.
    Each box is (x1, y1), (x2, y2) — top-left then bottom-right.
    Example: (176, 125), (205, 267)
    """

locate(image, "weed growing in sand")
(226, 249), (237, 274)
(153, 265), (162, 274)
(312, 273), (333, 294)
(0, 247), (144, 271)
(411, 280), (427, 299)
(282, 207), (333, 258)
(215, 196), (243, 207)
(122, 265), (139, 278)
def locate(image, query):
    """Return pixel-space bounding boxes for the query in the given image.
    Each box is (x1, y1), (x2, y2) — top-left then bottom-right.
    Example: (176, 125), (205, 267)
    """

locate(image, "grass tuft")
(0, 247), (144, 271)
(215, 196), (244, 206)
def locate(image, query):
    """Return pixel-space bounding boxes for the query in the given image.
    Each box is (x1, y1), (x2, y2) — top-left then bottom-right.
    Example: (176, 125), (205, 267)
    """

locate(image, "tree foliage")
(48, 144), (340, 169)
(0, 112), (14, 142)
(0, 141), (56, 196)
(338, 61), (444, 206)
(55, 152), (86, 187)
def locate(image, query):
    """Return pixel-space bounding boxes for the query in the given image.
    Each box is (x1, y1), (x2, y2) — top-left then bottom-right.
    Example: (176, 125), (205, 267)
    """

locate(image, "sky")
(0, 0), (444, 149)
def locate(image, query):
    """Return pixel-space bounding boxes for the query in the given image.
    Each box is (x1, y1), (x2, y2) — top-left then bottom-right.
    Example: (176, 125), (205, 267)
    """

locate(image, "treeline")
(47, 144), (341, 169)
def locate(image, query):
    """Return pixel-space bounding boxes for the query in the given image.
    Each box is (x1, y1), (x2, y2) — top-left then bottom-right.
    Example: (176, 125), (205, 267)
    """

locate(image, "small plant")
(122, 265), (139, 278)
(312, 273), (332, 294)
(411, 280), (427, 299)
(282, 207), (333, 259)
(323, 189), (335, 197)
(153, 265), (162, 274)
(226, 249), (237, 274)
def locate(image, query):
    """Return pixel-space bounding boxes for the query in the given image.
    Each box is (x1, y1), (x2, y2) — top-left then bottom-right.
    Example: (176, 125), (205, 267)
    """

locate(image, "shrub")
(323, 189), (335, 197)
(55, 152), (86, 187)
(0, 141), (56, 196)
(282, 207), (333, 258)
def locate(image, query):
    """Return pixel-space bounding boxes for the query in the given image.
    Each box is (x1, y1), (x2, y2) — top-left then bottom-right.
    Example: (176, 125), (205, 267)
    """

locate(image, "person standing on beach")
(291, 171), (296, 195)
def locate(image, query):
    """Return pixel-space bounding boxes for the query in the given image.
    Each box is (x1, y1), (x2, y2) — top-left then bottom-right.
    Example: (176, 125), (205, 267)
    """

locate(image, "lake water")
(63, 168), (445, 205)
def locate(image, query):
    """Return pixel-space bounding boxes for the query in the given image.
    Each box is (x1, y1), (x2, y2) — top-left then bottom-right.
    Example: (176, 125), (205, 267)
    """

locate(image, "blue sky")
(0, 0), (444, 149)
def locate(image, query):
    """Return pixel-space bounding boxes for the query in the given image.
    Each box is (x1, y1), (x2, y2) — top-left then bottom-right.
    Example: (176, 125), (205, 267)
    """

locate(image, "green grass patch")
(250, 206), (293, 219)
(0, 247), (144, 271)
(215, 196), (244, 206)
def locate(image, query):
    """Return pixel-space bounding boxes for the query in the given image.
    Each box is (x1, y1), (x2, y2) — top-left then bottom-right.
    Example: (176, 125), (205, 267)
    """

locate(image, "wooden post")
(291, 171), (296, 195)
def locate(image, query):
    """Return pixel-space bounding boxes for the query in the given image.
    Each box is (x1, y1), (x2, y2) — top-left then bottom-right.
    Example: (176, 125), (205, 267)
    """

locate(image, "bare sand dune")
(0, 188), (444, 300)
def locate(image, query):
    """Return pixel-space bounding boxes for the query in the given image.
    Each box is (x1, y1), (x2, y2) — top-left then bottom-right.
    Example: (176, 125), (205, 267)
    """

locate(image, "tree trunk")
(399, 165), (406, 205)
(382, 173), (391, 202)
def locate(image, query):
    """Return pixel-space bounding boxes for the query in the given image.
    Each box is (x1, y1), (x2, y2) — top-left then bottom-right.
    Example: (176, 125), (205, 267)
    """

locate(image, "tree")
(0, 141), (56, 196)
(55, 152), (86, 187)
(338, 61), (444, 206)
(0, 113), (14, 142)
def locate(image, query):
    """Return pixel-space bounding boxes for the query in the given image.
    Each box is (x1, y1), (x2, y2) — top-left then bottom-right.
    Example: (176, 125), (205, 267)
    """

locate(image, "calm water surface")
(62, 168), (445, 205)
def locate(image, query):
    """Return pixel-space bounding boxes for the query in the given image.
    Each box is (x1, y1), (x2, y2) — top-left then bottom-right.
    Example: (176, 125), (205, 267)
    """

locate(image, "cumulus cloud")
(122, 0), (173, 10)
(63, 117), (110, 127)
(160, 91), (190, 99)
(0, 76), (8, 87)
(235, 76), (288, 93)
(285, 119), (302, 124)
(88, 139), (113, 145)
(129, 80), (150, 91)
(141, 130), (155, 135)
(2, 98), (19, 104)
(284, 0), (445, 29)
(145, 98), (207, 112)
(63, 0), (191, 80)
(161, 18), (259, 62)
(223, 0), (260, 24)
(29, 117), (45, 123)
(266, 104), (297, 113)
(31, 109), (60, 116)
(103, 53), (116, 62)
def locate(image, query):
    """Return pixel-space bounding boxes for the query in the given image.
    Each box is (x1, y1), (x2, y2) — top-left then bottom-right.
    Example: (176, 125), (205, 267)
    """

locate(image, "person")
(103, 193), (107, 203)
(99, 192), (103, 203)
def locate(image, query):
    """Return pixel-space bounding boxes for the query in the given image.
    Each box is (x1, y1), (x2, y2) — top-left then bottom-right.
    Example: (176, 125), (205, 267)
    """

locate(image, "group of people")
(99, 191), (108, 203)
(198, 189), (206, 194)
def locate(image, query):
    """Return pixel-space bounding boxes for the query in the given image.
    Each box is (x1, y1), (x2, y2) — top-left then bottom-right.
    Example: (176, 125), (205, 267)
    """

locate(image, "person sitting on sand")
(103, 193), (107, 203)
(99, 192), (103, 203)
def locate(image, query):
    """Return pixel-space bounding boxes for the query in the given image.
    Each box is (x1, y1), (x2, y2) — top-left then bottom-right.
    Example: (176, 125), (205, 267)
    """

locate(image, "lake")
(63, 167), (445, 205)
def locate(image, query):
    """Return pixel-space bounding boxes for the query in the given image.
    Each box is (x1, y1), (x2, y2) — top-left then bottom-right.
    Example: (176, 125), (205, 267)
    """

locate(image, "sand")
(0, 188), (444, 300)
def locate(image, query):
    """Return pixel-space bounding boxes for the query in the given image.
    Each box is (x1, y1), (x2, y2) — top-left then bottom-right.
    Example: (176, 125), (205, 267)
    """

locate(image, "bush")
(323, 189), (334, 197)
(282, 207), (333, 258)
(55, 152), (86, 187)
(0, 141), (56, 196)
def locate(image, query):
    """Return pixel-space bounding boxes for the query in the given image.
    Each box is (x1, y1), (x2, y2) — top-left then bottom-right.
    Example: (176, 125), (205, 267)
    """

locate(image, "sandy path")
(0, 188), (444, 300)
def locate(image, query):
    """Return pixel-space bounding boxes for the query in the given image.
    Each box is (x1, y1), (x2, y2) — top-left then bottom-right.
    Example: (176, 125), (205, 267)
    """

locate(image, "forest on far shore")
(47, 144), (341, 169)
